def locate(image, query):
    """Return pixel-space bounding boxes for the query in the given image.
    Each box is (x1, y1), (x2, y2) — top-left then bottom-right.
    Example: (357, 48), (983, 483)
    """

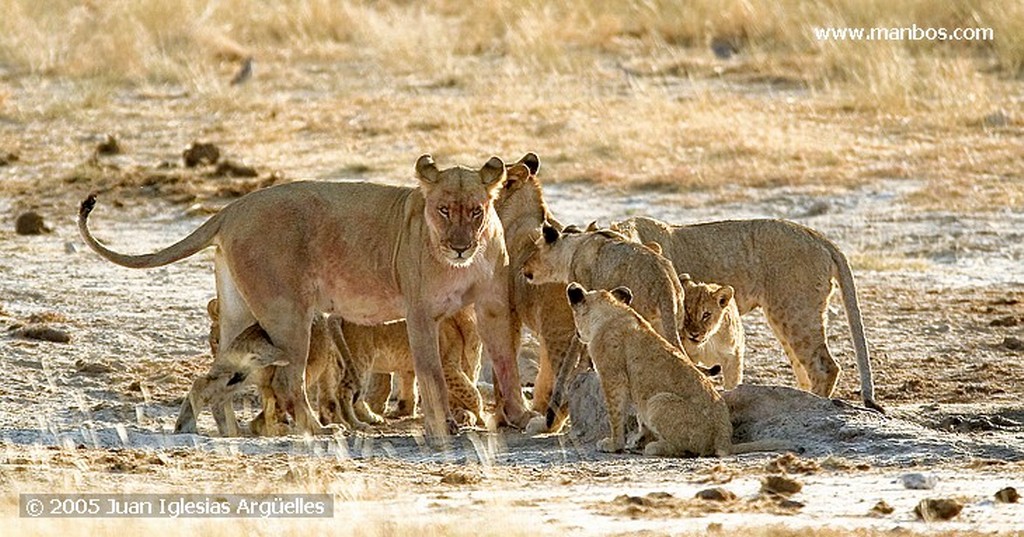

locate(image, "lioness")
(523, 224), (685, 351)
(610, 216), (882, 412)
(175, 312), (346, 436)
(79, 155), (532, 437)
(680, 274), (745, 390)
(566, 282), (789, 457)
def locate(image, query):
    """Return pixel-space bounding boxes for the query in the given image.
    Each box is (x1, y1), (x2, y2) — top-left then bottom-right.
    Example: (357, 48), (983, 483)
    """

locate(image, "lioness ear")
(542, 223), (560, 244)
(504, 163), (529, 190)
(717, 285), (734, 307)
(566, 283), (586, 305)
(586, 221), (598, 232)
(479, 156), (506, 187)
(515, 152), (540, 175)
(610, 286), (633, 305)
(645, 242), (662, 256)
(416, 154), (440, 184)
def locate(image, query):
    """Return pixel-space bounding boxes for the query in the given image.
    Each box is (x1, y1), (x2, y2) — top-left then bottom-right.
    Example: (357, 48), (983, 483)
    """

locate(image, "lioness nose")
(453, 246), (470, 256)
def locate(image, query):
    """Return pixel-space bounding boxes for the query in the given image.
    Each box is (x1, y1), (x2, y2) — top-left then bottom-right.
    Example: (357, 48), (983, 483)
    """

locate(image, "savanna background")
(1, 1), (1023, 535)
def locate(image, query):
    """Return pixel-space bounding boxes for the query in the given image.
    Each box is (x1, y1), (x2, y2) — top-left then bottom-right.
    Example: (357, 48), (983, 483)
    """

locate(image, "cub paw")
(597, 437), (624, 453)
(525, 415), (550, 436)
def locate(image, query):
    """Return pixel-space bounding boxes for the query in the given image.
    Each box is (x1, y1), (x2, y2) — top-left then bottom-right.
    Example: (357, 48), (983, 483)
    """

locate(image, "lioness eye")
(438, 207), (450, 218)
(471, 207), (483, 218)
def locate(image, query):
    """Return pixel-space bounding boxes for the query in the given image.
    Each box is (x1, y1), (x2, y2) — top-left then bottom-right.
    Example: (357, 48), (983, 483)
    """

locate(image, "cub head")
(679, 274), (735, 345)
(522, 222), (585, 284)
(416, 154), (506, 267)
(495, 152), (546, 226)
(566, 282), (633, 344)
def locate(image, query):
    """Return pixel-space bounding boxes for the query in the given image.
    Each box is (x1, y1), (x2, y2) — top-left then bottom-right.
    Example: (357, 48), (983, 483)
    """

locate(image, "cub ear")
(562, 224), (582, 234)
(566, 282), (586, 305)
(504, 163), (529, 189)
(716, 285), (735, 307)
(207, 298), (219, 322)
(645, 241), (662, 256)
(515, 152), (540, 175)
(479, 156), (506, 187)
(585, 221), (598, 232)
(679, 273), (694, 286)
(542, 223), (560, 244)
(415, 154), (440, 184)
(610, 286), (633, 305)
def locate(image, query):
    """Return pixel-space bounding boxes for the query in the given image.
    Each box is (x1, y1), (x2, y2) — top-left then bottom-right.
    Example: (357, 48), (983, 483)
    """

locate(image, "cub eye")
(701, 312), (712, 321)
(438, 207), (450, 218)
(471, 207), (483, 218)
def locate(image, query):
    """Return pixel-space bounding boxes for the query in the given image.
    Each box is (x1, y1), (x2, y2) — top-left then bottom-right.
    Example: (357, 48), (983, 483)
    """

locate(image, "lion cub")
(680, 274), (745, 390)
(524, 224), (685, 351)
(566, 282), (788, 457)
(175, 309), (346, 436)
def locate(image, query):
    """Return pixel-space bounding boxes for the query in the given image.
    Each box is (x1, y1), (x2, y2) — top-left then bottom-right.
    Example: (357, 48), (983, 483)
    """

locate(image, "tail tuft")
(79, 194), (98, 219)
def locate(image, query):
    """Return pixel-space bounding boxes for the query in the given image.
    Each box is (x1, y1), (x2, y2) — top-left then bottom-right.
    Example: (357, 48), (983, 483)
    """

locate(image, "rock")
(914, 498), (962, 521)
(995, 487), (1019, 503)
(778, 499), (805, 509)
(12, 324), (70, 343)
(900, 472), (937, 490)
(1001, 336), (1024, 351)
(802, 200), (831, 217)
(695, 487), (737, 502)
(95, 134), (122, 156)
(183, 142), (221, 167)
(213, 159), (258, 178)
(15, 211), (51, 235)
(871, 500), (895, 515)
(761, 475), (803, 496)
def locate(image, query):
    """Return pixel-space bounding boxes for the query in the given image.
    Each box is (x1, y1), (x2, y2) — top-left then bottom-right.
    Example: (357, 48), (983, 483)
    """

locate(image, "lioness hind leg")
(389, 372), (417, 418)
(365, 373), (392, 416)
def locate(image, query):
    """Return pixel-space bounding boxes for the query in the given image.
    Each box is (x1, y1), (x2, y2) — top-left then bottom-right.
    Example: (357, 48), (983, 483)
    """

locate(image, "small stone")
(440, 469), (482, 485)
(803, 200), (831, 217)
(761, 475), (803, 496)
(914, 498), (962, 521)
(1001, 336), (1024, 351)
(75, 359), (112, 375)
(95, 134), (121, 156)
(989, 315), (1021, 327)
(213, 159), (258, 178)
(15, 211), (51, 235)
(778, 499), (805, 509)
(695, 487), (737, 502)
(982, 109), (1012, 128)
(900, 472), (937, 490)
(12, 325), (70, 343)
(0, 151), (18, 166)
(871, 500), (895, 515)
(183, 142), (221, 167)
(995, 487), (1019, 503)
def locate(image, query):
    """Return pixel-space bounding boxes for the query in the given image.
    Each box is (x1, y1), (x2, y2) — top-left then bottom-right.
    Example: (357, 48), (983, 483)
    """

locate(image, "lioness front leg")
(474, 299), (533, 428)
(406, 312), (456, 438)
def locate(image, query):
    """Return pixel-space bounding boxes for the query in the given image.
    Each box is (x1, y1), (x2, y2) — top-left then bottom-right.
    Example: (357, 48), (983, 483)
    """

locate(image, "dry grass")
(0, 1), (1022, 213)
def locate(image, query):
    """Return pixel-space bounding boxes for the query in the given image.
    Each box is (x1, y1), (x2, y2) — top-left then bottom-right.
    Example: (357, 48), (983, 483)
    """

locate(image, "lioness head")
(522, 223), (586, 283)
(416, 154), (506, 267)
(495, 153), (543, 221)
(680, 274), (735, 345)
(565, 282), (634, 345)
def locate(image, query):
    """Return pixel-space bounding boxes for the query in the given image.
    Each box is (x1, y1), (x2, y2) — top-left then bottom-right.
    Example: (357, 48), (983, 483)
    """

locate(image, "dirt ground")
(2, 46), (1024, 536)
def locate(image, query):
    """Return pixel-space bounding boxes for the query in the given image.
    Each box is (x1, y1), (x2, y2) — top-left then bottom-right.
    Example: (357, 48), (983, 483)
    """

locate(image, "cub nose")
(452, 245), (470, 257)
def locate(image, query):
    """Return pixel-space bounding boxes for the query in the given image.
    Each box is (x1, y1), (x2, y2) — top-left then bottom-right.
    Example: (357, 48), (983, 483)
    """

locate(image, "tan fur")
(79, 155), (532, 437)
(175, 312), (346, 436)
(333, 307), (485, 427)
(494, 157), (583, 434)
(566, 283), (788, 457)
(680, 275), (745, 390)
(611, 216), (881, 412)
(523, 224), (686, 351)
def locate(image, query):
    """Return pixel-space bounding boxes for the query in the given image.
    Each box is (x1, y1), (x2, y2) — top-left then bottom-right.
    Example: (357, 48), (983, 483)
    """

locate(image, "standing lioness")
(567, 282), (789, 457)
(78, 155), (532, 437)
